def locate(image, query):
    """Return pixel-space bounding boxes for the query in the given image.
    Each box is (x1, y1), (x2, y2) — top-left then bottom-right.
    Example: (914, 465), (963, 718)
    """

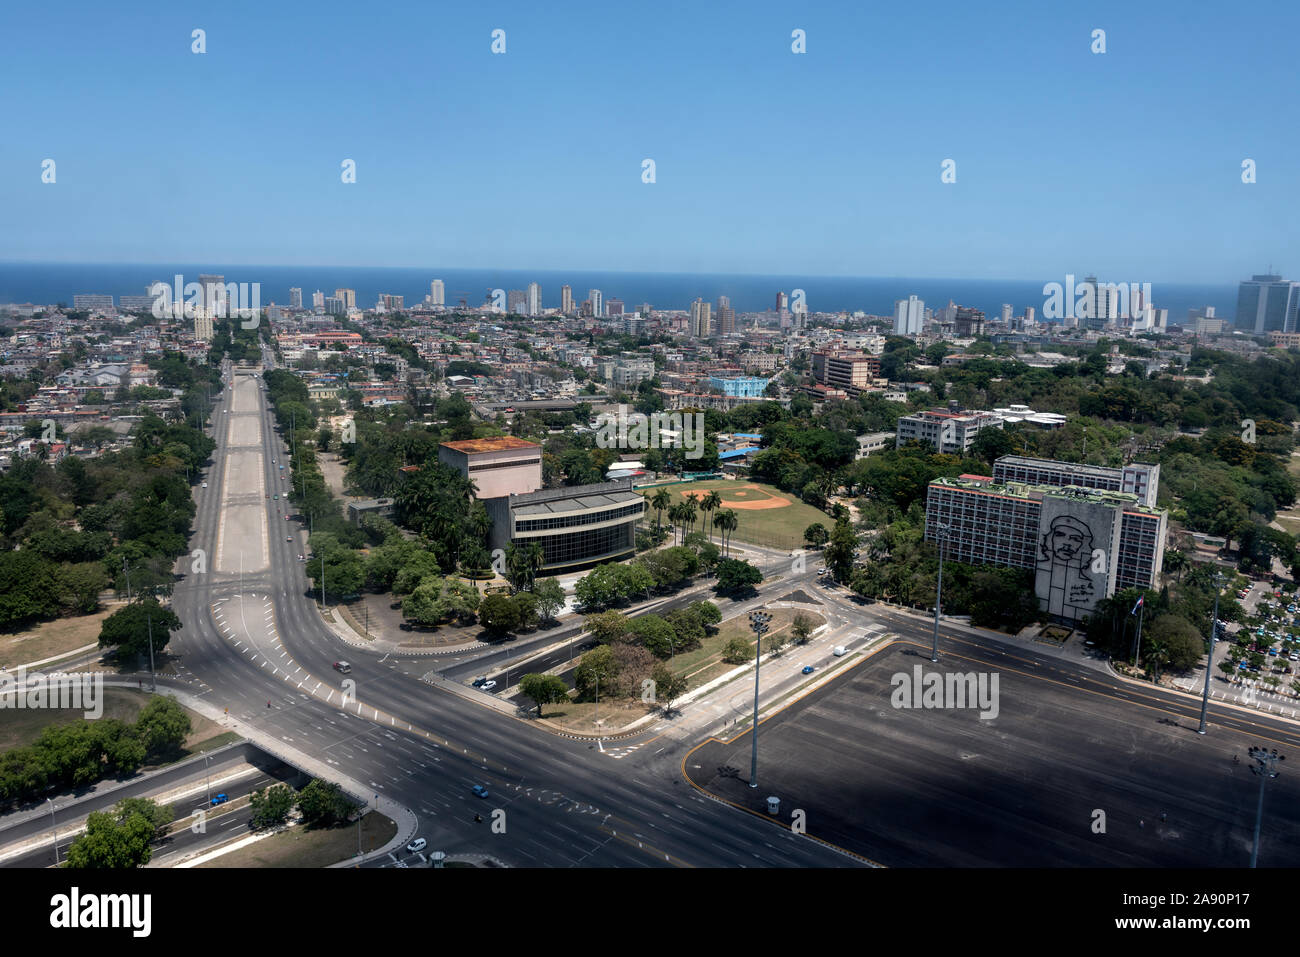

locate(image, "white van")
(832, 646), (847, 657)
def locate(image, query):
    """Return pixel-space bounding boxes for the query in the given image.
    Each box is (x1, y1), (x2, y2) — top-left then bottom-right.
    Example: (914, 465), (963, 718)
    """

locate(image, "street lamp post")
(931, 523), (950, 663)
(48, 799), (58, 865)
(748, 610), (773, 789)
(205, 753), (211, 807)
(1247, 746), (1285, 868)
(1198, 572), (1226, 734)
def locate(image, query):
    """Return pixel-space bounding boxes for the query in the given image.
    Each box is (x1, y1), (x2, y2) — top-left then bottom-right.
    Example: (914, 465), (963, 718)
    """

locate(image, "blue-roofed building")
(719, 446), (759, 460)
(708, 376), (769, 398)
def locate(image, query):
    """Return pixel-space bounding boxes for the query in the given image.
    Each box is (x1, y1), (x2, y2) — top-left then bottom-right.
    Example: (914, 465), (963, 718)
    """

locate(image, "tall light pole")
(1198, 572), (1226, 734)
(205, 753), (211, 807)
(748, 610), (772, 789)
(1130, 596), (1145, 667)
(47, 798), (58, 865)
(1247, 746), (1284, 868)
(931, 523), (950, 663)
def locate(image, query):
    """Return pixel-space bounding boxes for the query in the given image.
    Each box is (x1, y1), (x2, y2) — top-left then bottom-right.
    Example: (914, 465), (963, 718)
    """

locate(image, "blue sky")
(1, 0), (1296, 282)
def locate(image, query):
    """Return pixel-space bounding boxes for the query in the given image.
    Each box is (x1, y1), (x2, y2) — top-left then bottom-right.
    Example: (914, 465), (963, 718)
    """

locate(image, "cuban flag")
(1130, 595), (1144, 616)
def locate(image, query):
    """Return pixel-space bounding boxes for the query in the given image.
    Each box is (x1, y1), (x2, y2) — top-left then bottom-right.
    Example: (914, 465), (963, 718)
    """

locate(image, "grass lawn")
(198, 812), (398, 868)
(0, 688), (231, 757)
(638, 479), (831, 550)
(536, 699), (655, 735)
(671, 607), (824, 692)
(0, 607), (116, 670)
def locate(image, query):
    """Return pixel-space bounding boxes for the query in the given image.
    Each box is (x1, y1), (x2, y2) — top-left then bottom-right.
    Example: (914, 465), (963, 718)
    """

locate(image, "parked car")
(406, 838), (427, 853)
(480, 680), (498, 692)
(472, 676), (487, 687)
(201, 481), (208, 489)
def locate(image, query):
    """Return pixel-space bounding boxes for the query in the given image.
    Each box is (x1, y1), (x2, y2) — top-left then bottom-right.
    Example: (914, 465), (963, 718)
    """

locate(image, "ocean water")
(0, 262), (1239, 324)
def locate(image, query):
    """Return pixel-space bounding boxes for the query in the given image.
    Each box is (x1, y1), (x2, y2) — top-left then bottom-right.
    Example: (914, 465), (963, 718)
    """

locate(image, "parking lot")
(686, 642), (1300, 866)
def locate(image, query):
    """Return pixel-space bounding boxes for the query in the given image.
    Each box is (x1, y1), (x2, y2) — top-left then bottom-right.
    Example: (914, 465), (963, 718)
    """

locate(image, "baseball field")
(637, 479), (830, 550)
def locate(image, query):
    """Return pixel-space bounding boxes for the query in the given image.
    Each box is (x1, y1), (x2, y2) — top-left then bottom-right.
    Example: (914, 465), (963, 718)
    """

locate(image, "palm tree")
(700, 490), (722, 541)
(668, 503), (690, 546)
(651, 488), (671, 532)
(714, 509), (738, 556)
(683, 497), (698, 539)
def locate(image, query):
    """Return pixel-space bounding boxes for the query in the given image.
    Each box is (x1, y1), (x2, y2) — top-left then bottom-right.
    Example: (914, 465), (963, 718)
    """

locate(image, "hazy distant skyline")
(3, 0), (1297, 283)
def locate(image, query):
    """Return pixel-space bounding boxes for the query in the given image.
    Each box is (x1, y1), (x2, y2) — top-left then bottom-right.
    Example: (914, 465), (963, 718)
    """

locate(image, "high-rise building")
(1236, 273), (1300, 334)
(325, 297), (344, 315)
(606, 298), (624, 317)
(507, 290), (527, 314)
(1001, 303), (1013, 324)
(194, 314), (214, 342)
(893, 295), (924, 335)
(924, 460), (1168, 623)
(526, 282), (541, 316)
(73, 294), (115, 312)
(717, 295), (736, 335)
(289, 287), (303, 309)
(334, 288), (356, 311)
(198, 274), (225, 317)
(991, 455), (1160, 508)
(589, 289), (603, 318)
(1024, 305), (1036, 326)
(561, 285), (574, 314)
(775, 291), (788, 312)
(812, 351), (882, 394)
(636, 302), (652, 318)
(953, 306), (986, 337)
(312, 290), (325, 311)
(690, 298), (712, 337)
(381, 294), (404, 312)
(430, 279), (445, 306)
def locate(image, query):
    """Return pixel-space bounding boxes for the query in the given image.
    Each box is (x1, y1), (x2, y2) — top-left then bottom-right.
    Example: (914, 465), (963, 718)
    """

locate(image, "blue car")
(210, 793), (229, 806)
(472, 785), (489, 798)
(801, 665), (815, 675)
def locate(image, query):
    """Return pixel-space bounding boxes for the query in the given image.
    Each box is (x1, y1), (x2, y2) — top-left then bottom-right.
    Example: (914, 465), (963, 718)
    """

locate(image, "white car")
(406, 838), (427, 853)
(480, 680), (498, 692)
(201, 482), (207, 488)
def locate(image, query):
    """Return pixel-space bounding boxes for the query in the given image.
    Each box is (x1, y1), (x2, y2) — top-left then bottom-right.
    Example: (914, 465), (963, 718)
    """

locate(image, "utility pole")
(1130, 597), (1145, 667)
(748, 610), (772, 789)
(47, 799), (58, 865)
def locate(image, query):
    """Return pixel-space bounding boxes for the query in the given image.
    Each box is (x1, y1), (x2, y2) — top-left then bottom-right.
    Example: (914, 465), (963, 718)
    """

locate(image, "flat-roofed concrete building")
(991, 455), (1160, 508)
(895, 407), (1004, 454)
(438, 436), (543, 499)
(924, 474), (1167, 624)
(812, 350), (881, 393)
(484, 479), (645, 570)
(439, 438), (644, 571)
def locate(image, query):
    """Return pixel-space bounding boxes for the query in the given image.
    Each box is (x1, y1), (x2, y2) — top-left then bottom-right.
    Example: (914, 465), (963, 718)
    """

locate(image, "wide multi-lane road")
(170, 371), (856, 867)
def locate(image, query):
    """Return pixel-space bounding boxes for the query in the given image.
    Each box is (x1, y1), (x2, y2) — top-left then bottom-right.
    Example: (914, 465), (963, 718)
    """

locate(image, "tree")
(401, 577), (446, 626)
(722, 637), (753, 664)
(297, 779), (357, 828)
(504, 541), (544, 593)
(479, 593), (522, 634)
(519, 673), (571, 716)
(700, 490), (722, 541)
(111, 797), (174, 841)
(65, 806), (157, 868)
(133, 696), (191, 759)
(766, 630), (789, 656)
(713, 509), (739, 556)
(585, 610), (630, 644)
(650, 662), (688, 713)
(531, 578), (565, 623)
(249, 783), (296, 829)
(803, 523), (829, 548)
(714, 558), (763, 596)
(823, 515), (858, 582)
(573, 644), (617, 700)
(651, 488), (672, 531)
(98, 599), (181, 663)
(792, 613), (815, 644)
